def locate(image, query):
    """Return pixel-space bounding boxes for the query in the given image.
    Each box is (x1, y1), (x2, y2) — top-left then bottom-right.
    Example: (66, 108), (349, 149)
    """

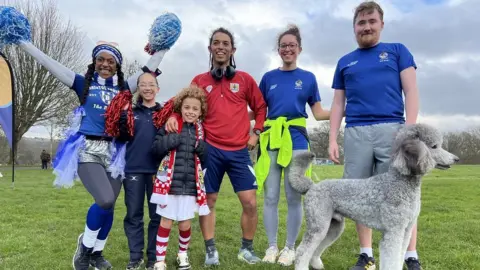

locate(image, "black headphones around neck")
(210, 65), (236, 81)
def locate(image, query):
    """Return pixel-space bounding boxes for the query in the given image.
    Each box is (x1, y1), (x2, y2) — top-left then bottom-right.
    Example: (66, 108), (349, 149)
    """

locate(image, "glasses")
(139, 84), (157, 88)
(279, 43), (298, 50)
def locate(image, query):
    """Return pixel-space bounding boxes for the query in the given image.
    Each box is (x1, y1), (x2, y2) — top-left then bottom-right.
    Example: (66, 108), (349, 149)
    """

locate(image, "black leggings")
(78, 163), (122, 209)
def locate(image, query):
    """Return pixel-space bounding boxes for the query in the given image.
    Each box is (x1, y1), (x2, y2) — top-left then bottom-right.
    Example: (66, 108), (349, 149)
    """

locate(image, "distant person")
(40, 150), (50, 170)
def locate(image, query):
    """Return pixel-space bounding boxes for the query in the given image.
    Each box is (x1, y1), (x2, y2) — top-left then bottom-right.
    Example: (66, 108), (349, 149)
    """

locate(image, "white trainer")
(262, 246), (279, 263)
(277, 246), (295, 266)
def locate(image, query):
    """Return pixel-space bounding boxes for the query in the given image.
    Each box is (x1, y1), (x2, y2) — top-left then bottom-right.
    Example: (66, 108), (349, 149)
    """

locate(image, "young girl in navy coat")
(150, 85), (209, 270)
(118, 72), (163, 270)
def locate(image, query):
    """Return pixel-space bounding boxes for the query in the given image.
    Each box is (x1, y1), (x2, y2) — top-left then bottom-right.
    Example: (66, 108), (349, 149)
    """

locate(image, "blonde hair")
(173, 85), (208, 121)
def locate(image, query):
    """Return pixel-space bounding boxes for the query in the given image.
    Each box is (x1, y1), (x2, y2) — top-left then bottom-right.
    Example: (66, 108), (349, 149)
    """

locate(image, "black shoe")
(72, 233), (92, 270)
(405, 257), (422, 270)
(350, 253), (376, 270)
(145, 261), (155, 270)
(126, 258), (144, 270)
(90, 251), (113, 270)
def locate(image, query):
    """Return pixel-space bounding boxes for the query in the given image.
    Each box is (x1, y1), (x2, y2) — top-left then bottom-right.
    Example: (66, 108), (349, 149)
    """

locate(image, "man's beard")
(357, 33), (379, 48)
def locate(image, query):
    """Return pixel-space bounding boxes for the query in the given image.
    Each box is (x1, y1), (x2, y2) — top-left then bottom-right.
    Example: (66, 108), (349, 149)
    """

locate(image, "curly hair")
(173, 85), (208, 121)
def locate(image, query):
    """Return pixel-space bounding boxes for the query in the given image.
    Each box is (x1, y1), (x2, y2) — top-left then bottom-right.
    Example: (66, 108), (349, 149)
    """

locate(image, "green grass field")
(0, 165), (479, 270)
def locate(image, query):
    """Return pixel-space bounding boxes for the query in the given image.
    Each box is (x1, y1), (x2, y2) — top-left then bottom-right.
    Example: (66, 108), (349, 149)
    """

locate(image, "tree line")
(308, 122), (480, 165)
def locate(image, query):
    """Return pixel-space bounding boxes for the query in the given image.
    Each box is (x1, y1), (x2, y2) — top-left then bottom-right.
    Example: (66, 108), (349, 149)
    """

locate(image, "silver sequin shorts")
(78, 138), (113, 168)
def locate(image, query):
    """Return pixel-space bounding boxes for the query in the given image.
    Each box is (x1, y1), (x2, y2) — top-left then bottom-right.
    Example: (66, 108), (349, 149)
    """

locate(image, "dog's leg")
(296, 229), (326, 270)
(379, 231), (404, 270)
(295, 205), (332, 270)
(309, 215), (345, 270)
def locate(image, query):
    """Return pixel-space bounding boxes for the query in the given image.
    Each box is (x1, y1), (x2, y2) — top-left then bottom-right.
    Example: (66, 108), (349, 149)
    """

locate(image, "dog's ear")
(391, 138), (433, 175)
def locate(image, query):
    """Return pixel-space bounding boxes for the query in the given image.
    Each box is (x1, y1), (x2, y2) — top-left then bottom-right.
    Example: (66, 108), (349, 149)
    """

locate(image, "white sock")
(93, 238), (107, 252)
(405, 250), (418, 260)
(360, 247), (373, 257)
(82, 225), (100, 248)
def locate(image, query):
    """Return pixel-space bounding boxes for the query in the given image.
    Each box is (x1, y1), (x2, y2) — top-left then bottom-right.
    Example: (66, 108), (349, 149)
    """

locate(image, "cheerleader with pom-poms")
(0, 6), (182, 270)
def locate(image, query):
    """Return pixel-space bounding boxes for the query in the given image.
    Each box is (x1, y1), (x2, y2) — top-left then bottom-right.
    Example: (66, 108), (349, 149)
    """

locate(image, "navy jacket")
(119, 102), (162, 174)
(151, 123), (207, 196)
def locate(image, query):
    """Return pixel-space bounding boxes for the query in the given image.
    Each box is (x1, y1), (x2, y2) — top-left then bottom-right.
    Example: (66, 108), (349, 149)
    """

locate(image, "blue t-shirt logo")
(379, 51), (389, 62)
(294, 79), (303, 90)
(100, 90), (115, 107)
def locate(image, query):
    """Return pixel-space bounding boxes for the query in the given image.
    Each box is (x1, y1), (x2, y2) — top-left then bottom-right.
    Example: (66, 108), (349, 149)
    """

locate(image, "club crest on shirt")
(230, 83), (240, 93)
(206, 85), (213, 93)
(100, 90), (115, 106)
(294, 79), (303, 90)
(379, 51), (389, 62)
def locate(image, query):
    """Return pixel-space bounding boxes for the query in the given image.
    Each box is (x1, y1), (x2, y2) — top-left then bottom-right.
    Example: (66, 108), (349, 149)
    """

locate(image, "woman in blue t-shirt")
(17, 40), (167, 270)
(256, 25), (330, 267)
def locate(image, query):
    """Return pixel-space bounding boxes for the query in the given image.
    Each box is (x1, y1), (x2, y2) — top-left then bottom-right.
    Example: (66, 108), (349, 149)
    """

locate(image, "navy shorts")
(204, 143), (257, 193)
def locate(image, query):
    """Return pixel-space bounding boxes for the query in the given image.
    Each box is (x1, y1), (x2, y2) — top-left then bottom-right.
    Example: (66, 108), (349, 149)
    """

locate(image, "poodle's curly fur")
(289, 123), (459, 270)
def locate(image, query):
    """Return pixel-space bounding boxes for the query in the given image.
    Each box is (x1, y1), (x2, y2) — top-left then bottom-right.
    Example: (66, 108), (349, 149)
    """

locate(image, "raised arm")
(19, 41), (76, 88)
(126, 50), (168, 93)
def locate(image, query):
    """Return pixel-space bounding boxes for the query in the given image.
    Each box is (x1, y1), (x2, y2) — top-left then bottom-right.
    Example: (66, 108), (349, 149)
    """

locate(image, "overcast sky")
(15, 0), (480, 138)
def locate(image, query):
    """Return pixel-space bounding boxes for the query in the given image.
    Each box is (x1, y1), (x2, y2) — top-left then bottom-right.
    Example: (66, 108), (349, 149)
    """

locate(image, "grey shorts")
(78, 138), (113, 168)
(343, 122), (404, 179)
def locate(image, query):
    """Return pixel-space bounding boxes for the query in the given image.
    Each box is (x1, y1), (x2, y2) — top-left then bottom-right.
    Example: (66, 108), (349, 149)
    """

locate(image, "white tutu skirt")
(156, 195), (198, 221)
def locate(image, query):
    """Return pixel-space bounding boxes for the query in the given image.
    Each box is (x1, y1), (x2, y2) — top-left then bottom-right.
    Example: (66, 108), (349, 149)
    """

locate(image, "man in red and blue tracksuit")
(165, 27), (266, 265)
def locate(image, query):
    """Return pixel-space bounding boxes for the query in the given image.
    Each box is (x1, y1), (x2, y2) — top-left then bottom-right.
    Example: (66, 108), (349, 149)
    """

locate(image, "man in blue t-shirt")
(329, 2), (421, 270)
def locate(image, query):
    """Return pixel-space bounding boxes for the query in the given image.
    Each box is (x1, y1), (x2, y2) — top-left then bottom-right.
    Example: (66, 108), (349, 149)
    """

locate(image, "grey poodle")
(288, 123), (459, 270)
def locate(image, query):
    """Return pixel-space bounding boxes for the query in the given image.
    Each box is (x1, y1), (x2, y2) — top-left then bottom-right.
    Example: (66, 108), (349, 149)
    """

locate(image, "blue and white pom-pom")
(0, 6), (31, 49)
(148, 12), (182, 52)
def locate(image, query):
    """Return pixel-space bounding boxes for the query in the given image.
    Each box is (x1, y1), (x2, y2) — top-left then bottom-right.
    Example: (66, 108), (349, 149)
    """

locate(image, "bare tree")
(123, 58), (142, 78)
(309, 121), (345, 163)
(3, 0), (87, 163)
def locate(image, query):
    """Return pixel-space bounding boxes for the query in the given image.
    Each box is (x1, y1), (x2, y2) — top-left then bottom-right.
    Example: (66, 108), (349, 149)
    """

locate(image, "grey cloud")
(384, 1), (480, 59)
(292, 1), (479, 116)
(417, 62), (480, 115)
(298, 1), (480, 63)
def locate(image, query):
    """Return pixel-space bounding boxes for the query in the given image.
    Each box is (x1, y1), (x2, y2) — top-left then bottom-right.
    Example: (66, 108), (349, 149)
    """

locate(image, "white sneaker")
(262, 246), (279, 263)
(153, 261), (166, 270)
(176, 253), (191, 270)
(277, 246), (295, 266)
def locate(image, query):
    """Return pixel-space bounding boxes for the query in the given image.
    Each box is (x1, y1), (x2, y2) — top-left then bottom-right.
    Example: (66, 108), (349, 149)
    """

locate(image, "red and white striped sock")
(156, 226), (171, 262)
(178, 227), (191, 254)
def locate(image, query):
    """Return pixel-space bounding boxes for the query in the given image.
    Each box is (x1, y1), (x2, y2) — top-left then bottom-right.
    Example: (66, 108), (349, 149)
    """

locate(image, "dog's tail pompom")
(146, 12), (182, 54)
(0, 6), (31, 49)
(288, 151), (315, 194)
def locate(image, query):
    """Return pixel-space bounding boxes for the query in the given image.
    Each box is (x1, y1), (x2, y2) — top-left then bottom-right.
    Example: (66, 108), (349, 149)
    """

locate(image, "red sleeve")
(191, 74), (200, 87)
(246, 73), (267, 131)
